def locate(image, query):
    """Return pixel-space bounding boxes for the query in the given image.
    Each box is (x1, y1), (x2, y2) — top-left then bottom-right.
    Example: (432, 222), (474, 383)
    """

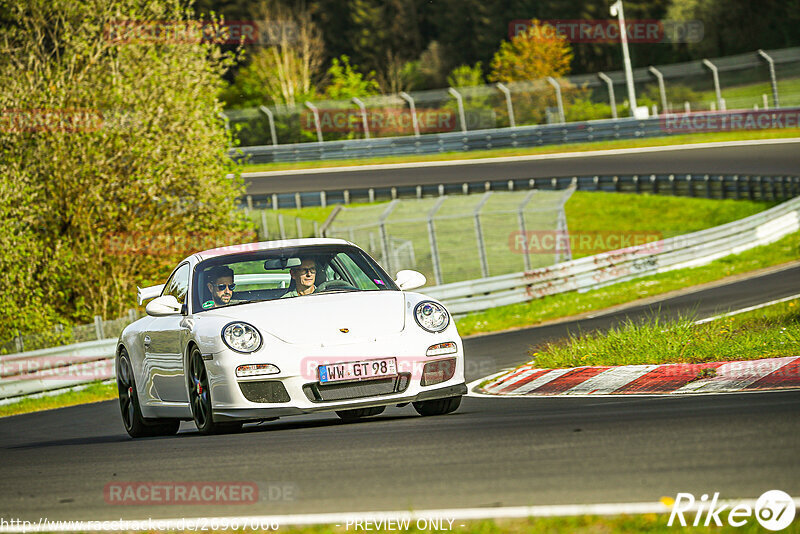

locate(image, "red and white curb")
(474, 356), (800, 396)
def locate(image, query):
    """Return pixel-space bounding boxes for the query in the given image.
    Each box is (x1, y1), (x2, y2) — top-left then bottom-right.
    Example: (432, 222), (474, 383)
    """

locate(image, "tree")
(221, 1), (325, 108)
(489, 19), (573, 83)
(447, 62), (484, 88)
(0, 0), (253, 342)
(323, 55), (380, 100)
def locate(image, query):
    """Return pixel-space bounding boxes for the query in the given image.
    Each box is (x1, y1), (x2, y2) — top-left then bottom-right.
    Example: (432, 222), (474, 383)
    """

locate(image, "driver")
(281, 257), (318, 298)
(204, 265), (236, 308)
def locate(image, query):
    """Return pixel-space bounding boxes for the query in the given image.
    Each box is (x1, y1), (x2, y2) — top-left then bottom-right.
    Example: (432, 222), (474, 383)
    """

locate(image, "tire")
(187, 347), (242, 435)
(336, 405), (386, 420)
(117, 349), (180, 438)
(412, 395), (462, 416)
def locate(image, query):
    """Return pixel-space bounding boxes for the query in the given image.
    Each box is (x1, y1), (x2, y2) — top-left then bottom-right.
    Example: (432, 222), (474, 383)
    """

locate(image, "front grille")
(239, 380), (291, 403)
(303, 373), (411, 402)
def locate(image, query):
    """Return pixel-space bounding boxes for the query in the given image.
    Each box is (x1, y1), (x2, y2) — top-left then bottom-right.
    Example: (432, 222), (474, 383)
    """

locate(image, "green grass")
(700, 77), (800, 109)
(0, 381), (117, 418)
(529, 298), (800, 369)
(455, 229), (799, 336)
(241, 129), (800, 173)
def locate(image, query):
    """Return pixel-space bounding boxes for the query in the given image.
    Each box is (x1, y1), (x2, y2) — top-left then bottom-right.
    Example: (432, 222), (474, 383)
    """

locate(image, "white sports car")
(116, 238), (466, 437)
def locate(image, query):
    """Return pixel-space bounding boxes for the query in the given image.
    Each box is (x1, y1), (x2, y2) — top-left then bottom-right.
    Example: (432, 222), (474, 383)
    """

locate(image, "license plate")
(318, 358), (397, 384)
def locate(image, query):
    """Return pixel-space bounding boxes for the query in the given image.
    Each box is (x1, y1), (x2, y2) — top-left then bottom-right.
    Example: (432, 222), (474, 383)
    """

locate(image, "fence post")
(278, 214), (286, 239)
(304, 101), (324, 143)
(272, 193), (279, 210)
(757, 49), (780, 108)
(495, 83), (516, 127)
(398, 91), (420, 137)
(261, 211), (269, 239)
(518, 190), (537, 271)
(314, 221), (320, 237)
(427, 197), (446, 285)
(351, 97), (370, 139)
(597, 72), (617, 119)
(474, 192), (492, 278)
(94, 315), (105, 340)
(647, 66), (667, 114)
(294, 192), (302, 209)
(258, 105), (278, 146)
(702, 59), (723, 111)
(320, 191), (327, 208)
(296, 218), (303, 238)
(546, 77), (565, 124)
(447, 87), (468, 133)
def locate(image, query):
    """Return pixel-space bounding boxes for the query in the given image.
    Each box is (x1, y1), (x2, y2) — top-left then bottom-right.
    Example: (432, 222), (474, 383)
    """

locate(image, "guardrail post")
(320, 191), (327, 208)
(702, 59), (723, 111)
(769, 176), (777, 200)
(294, 192), (302, 209)
(757, 176), (765, 200)
(746, 175), (754, 200)
(271, 193), (278, 210)
(495, 83), (516, 127)
(416, 185), (422, 199)
(391, 187), (397, 199)
(669, 174), (676, 196)
(440, 184), (446, 196)
(593, 175), (600, 191)
(704, 174), (711, 198)
(447, 87), (468, 133)
(258, 106), (278, 146)
(597, 72), (617, 119)
(686, 174), (694, 197)
(719, 175), (726, 199)
(246, 195), (254, 211)
(612, 175), (619, 192)
(508, 180), (514, 191)
(344, 190), (350, 204)
(261, 211), (269, 238)
(369, 188), (375, 203)
(427, 197), (447, 285)
(633, 174), (640, 193)
(278, 214), (286, 239)
(303, 101), (324, 143)
(474, 192), (492, 278)
(732, 175), (740, 200)
(518, 190), (537, 271)
(546, 77), (565, 124)
(650, 174), (658, 194)
(398, 91), (420, 137)
(462, 183), (469, 195)
(351, 97), (370, 139)
(94, 315), (105, 340)
(647, 66), (668, 114)
(757, 50), (780, 108)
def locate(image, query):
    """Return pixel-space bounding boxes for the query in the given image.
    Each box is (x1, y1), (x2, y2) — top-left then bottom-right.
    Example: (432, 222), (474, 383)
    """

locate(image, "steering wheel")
(317, 279), (358, 292)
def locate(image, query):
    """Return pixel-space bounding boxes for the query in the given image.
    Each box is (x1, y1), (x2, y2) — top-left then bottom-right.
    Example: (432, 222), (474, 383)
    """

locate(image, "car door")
(144, 262), (191, 403)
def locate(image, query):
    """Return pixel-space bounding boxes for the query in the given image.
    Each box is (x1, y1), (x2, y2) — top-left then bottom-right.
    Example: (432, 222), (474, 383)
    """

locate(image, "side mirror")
(146, 295), (183, 317)
(395, 270), (426, 290)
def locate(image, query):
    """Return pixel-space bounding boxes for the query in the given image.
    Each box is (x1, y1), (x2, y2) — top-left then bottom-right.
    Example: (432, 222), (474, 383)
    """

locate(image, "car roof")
(191, 237), (353, 262)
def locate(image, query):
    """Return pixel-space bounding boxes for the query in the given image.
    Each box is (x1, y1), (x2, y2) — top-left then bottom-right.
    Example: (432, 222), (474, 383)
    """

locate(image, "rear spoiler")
(137, 284), (165, 305)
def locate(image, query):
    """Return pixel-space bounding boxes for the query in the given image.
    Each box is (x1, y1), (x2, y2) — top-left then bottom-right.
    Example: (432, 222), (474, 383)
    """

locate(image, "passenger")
(281, 258), (318, 298)
(203, 265), (236, 308)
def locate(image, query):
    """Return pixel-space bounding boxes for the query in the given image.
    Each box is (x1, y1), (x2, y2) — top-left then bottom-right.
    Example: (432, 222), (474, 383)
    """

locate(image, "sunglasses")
(215, 283), (236, 291)
(292, 268), (316, 275)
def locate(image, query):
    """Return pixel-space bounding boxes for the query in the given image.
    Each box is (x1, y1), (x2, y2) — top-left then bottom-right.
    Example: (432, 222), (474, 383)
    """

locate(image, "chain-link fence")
(226, 47), (800, 147)
(323, 188), (575, 286)
(1, 310), (142, 355)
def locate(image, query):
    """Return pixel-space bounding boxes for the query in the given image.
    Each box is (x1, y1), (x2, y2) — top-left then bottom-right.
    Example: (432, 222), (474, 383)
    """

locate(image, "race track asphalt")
(243, 139), (800, 195)
(1, 264), (798, 522)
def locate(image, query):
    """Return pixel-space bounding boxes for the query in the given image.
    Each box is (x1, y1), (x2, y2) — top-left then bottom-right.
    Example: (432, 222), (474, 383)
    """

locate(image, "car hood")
(201, 290), (407, 345)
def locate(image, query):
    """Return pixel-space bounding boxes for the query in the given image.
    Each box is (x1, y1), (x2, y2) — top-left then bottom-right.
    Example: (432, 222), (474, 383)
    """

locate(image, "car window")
(162, 263), (190, 304)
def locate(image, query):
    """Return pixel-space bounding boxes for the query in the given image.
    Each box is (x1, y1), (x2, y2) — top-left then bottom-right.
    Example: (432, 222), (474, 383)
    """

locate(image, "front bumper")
(212, 382), (467, 421)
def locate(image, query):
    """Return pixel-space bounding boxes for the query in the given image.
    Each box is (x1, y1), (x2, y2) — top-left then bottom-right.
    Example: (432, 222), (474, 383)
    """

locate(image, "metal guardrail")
(424, 195), (800, 314)
(249, 173), (800, 210)
(2, 194), (798, 401)
(232, 107), (800, 164)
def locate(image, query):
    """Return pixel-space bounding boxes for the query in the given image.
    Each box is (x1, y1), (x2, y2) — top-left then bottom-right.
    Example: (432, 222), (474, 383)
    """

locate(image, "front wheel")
(187, 347), (242, 435)
(117, 349), (179, 438)
(413, 395), (461, 416)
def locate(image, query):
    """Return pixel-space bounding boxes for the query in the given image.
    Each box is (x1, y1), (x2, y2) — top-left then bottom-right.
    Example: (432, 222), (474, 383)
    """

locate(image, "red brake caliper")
(128, 387), (133, 396)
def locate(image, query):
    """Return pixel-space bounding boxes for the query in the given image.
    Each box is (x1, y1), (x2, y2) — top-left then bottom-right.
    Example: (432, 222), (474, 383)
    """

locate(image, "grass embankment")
(0, 381), (116, 418)
(456, 229), (799, 336)
(241, 129), (800, 173)
(530, 298), (799, 369)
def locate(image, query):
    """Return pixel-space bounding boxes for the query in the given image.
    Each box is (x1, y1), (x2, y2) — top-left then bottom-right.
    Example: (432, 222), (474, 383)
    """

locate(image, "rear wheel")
(413, 395), (461, 416)
(336, 405), (386, 420)
(187, 347), (242, 435)
(117, 349), (179, 438)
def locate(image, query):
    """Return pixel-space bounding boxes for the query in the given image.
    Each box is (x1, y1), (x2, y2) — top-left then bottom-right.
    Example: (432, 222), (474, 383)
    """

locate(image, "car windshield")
(191, 244), (398, 312)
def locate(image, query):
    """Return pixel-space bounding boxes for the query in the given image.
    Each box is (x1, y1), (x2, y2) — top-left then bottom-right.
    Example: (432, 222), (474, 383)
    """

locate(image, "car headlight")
(222, 322), (262, 353)
(414, 301), (450, 333)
